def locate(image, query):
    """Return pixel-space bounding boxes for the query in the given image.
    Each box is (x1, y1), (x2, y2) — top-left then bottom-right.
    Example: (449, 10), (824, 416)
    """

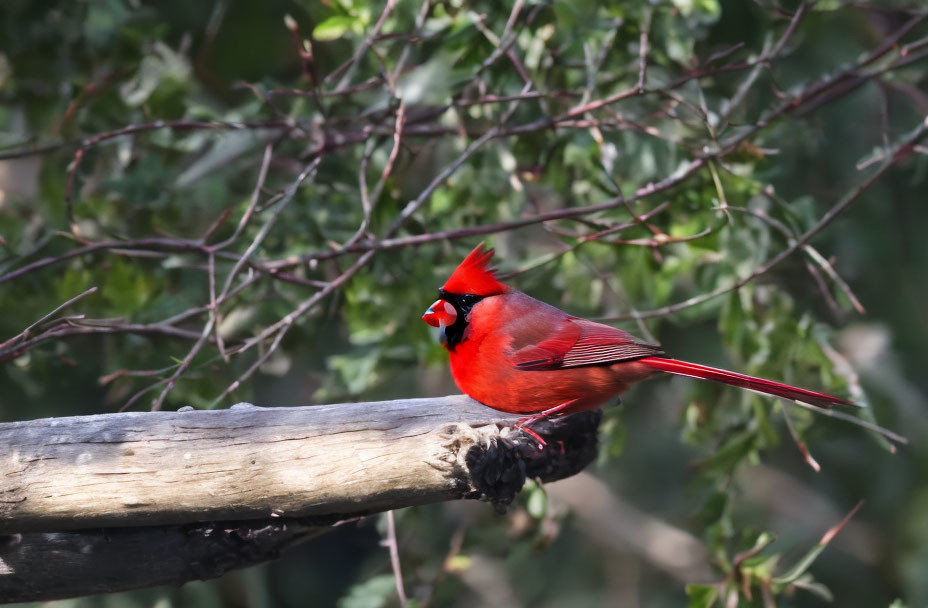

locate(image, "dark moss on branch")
(464, 410), (602, 512)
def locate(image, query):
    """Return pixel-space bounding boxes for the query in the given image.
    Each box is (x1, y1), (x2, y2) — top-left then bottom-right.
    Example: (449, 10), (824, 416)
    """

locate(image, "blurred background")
(1, 0), (927, 606)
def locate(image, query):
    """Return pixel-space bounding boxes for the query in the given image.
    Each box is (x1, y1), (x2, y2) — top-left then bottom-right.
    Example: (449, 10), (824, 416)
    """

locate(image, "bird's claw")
(516, 423), (547, 449)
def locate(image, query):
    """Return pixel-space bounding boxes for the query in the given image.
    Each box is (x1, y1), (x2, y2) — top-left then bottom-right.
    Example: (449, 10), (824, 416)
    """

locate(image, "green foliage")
(1, 0), (927, 606)
(337, 575), (397, 608)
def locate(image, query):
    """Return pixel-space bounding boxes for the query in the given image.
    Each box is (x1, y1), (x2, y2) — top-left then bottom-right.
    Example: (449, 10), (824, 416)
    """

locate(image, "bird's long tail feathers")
(638, 357), (856, 409)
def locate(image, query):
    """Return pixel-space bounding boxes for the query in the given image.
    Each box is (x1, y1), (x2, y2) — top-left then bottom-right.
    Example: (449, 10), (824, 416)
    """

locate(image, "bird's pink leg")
(514, 399), (580, 449)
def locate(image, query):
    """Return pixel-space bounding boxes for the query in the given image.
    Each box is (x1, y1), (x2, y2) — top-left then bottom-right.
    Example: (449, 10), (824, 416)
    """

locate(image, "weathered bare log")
(0, 396), (601, 603)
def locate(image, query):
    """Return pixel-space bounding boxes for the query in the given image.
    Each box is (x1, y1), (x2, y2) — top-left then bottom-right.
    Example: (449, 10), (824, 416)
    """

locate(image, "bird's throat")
(443, 318), (467, 350)
(437, 291), (486, 351)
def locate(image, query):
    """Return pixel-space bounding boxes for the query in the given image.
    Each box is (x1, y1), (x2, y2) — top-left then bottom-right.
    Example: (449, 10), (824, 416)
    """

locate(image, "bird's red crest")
(441, 244), (510, 296)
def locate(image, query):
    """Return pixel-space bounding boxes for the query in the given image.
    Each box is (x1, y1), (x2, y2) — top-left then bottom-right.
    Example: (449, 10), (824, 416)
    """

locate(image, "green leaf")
(445, 555), (472, 572)
(686, 583), (720, 608)
(525, 482), (548, 519)
(102, 259), (155, 316)
(698, 429), (756, 476)
(773, 502), (861, 586)
(313, 15), (355, 41)
(791, 576), (834, 602)
(773, 542), (827, 587)
(599, 411), (627, 459)
(337, 574), (396, 608)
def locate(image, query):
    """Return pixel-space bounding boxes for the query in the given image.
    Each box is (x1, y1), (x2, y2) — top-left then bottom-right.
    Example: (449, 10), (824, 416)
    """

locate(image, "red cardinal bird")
(423, 245), (855, 444)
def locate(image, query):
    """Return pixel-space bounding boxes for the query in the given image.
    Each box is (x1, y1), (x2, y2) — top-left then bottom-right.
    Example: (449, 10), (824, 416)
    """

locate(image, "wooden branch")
(0, 396), (601, 603)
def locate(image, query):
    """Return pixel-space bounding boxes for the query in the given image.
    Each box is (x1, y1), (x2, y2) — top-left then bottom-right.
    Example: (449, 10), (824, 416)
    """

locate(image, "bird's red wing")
(559, 318), (665, 368)
(510, 317), (664, 370)
(508, 318), (583, 370)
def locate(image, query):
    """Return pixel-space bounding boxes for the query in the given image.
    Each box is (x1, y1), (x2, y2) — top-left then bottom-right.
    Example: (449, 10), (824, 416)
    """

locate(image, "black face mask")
(437, 289), (485, 350)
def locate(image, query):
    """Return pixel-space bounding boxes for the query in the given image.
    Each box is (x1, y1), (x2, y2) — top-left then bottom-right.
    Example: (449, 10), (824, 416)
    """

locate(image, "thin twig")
(781, 403), (821, 472)
(638, 6), (652, 91)
(0, 286), (98, 351)
(384, 510), (408, 607)
(789, 400), (907, 445)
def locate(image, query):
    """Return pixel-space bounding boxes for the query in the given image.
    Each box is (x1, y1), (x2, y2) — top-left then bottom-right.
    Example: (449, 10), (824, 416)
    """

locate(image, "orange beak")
(422, 299), (457, 346)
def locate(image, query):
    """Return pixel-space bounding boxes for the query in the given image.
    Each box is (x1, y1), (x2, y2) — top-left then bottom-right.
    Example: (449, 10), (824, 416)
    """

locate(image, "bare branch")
(0, 286), (97, 352)
(384, 510), (408, 607)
